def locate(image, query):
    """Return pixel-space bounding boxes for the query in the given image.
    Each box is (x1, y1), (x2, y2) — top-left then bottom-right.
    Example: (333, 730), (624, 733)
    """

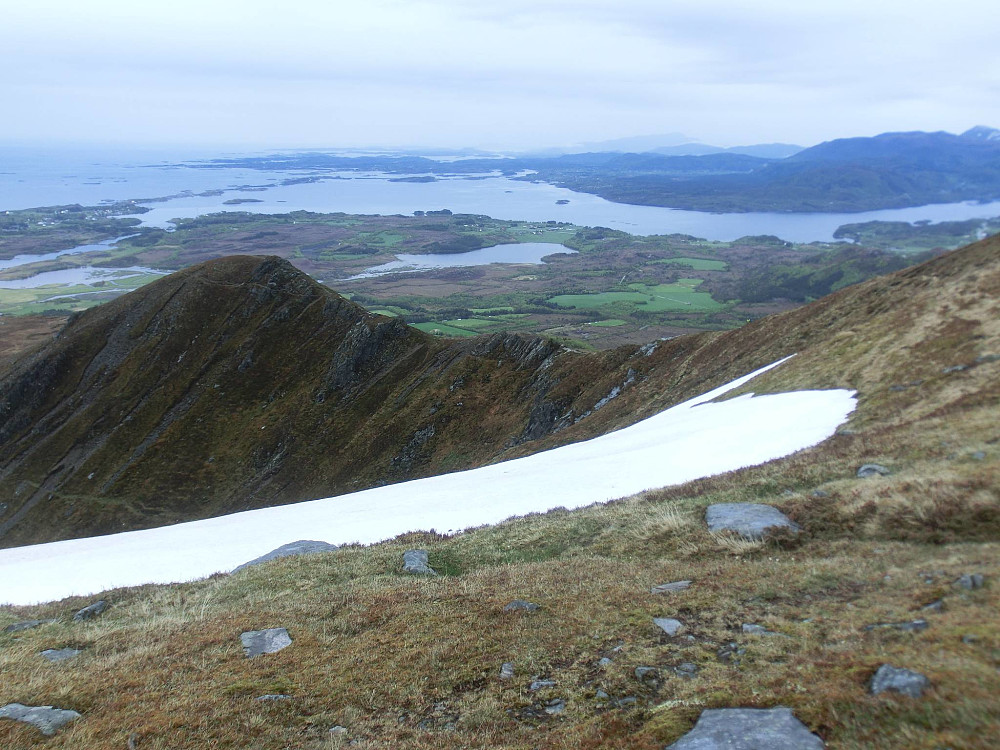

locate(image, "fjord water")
(4, 146), (1000, 243)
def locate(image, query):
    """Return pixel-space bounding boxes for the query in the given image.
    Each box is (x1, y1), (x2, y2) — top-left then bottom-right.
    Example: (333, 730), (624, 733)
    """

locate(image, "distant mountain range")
(194, 127), (1000, 213)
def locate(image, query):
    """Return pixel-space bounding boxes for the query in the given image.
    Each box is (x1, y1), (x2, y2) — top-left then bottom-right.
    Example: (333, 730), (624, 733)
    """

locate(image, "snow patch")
(0, 356), (855, 605)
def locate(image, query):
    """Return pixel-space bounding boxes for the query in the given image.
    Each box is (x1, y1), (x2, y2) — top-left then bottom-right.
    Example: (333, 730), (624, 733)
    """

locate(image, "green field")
(653, 256), (729, 271)
(549, 279), (724, 313)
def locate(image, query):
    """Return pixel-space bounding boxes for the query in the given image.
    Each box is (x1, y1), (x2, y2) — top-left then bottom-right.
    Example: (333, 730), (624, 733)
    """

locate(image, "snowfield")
(0, 357), (856, 605)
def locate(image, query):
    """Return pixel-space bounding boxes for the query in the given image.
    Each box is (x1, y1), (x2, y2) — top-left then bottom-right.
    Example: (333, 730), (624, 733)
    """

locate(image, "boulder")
(40, 648), (81, 663)
(4, 619), (57, 633)
(651, 581), (691, 594)
(653, 617), (684, 636)
(241, 627), (293, 657)
(499, 662), (515, 680)
(0, 703), (81, 736)
(955, 573), (984, 590)
(705, 504), (800, 540)
(666, 707), (824, 749)
(233, 540), (338, 572)
(869, 664), (930, 698)
(857, 464), (891, 478)
(402, 549), (437, 576)
(73, 600), (108, 622)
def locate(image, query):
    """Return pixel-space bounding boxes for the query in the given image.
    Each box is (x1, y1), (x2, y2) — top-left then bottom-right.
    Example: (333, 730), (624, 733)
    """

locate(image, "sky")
(2, 0), (998, 152)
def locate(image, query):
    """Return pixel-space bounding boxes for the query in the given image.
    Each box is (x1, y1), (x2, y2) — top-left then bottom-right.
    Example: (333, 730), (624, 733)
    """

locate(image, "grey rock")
(256, 694), (292, 701)
(597, 657), (613, 667)
(705, 503), (801, 540)
(529, 679), (556, 691)
(742, 623), (769, 635)
(402, 549), (437, 576)
(329, 725), (348, 735)
(0, 703), (81, 736)
(635, 666), (659, 683)
(73, 600), (108, 621)
(921, 599), (944, 613)
(674, 662), (699, 678)
(595, 689), (610, 700)
(654, 617), (684, 636)
(4, 618), (57, 633)
(666, 707), (824, 749)
(975, 353), (1000, 364)
(962, 634), (978, 644)
(499, 662), (515, 680)
(651, 580), (692, 594)
(942, 364), (968, 373)
(616, 696), (638, 707)
(971, 451), (986, 460)
(40, 648), (81, 663)
(233, 540), (338, 572)
(544, 699), (566, 715)
(810, 489), (830, 498)
(869, 664), (930, 698)
(955, 573), (984, 589)
(857, 463), (891, 478)
(503, 599), (539, 612)
(241, 627), (293, 657)
(717, 643), (746, 664)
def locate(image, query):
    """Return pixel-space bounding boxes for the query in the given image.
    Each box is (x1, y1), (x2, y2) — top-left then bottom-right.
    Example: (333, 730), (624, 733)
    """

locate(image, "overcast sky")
(2, 0), (998, 151)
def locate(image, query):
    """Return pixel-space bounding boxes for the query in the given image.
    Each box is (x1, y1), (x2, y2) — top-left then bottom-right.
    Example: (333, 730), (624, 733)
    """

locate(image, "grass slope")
(1, 237), (998, 748)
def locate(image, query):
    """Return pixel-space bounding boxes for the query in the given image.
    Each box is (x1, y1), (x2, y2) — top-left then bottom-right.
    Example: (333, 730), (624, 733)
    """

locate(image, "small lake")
(350, 242), (575, 278)
(0, 266), (166, 289)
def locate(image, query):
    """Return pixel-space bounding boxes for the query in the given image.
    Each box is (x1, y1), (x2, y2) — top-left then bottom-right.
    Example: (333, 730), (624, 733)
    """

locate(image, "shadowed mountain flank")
(2, 235), (998, 548)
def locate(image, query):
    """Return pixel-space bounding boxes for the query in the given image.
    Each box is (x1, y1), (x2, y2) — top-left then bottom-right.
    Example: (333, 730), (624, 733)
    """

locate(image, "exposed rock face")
(402, 549), (437, 576)
(666, 707), (825, 749)
(241, 627), (293, 657)
(232, 540), (338, 572)
(705, 503), (801, 539)
(869, 664), (931, 698)
(4, 618), (57, 633)
(73, 600), (108, 621)
(857, 463), (891, 478)
(0, 703), (81, 736)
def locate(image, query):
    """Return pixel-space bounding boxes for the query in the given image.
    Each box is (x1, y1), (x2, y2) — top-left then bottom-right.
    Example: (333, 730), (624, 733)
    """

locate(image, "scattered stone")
(529, 679), (556, 691)
(921, 599), (944, 613)
(869, 664), (931, 698)
(241, 627), (293, 657)
(595, 689), (610, 700)
(810, 489), (829, 498)
(329, 725), (348, 735)
(654, 617), (684, 636)
(402, 549), (437, 576)
(962, 634), (978, 644)
(857, 463), (891, 478)
(544, 699), (566, 715)
(651, 580), (692, 594)
(503, 600), (539, 612)
(499, 662), (515, 680)
(616, 696), (638, 708)
(73, 600), (108, 621)
(673, 662), (699, 678)
(717, 643), (746, 664)
(634, 666), (659, 683)
(0, 704), (81, 736)
(705, 503), (801, 540)
(40, 648), (81, 663)
(232, 540), (338, 572)
(4, 619), (57, 633)
(864, 619), (928, 633)
(975, 353), (1000, 364)
(742, 623), (770, 635)
(971, 451), (986, 460)
(666, 707), (824, 749)
(955, 573), (985, 590)
(597, 657), (613, 667)
(942, 364), (968, 373)
(255, 694), (292, 701)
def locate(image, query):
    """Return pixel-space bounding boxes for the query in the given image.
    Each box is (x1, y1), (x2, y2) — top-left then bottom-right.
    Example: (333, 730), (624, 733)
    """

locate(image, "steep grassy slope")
(0, 236), (997, 748)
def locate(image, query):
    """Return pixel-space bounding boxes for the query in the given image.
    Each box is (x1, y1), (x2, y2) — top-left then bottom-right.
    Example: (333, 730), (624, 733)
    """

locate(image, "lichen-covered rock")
(955, 573), (984, 589)
(0, 703), (81, 736)
(654, 617), (684, 636)
(241, 627), (293, 657)
(402, 549), (437, 575)
(705, 504), (801, 540)
(869, 664), (931, 698)
(666, 707), (824, 749)
(232, 540), (338, 572)
(857, 463), (891, 478)
(651, 580), (691, 594)
(73, 600), (108, 621)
